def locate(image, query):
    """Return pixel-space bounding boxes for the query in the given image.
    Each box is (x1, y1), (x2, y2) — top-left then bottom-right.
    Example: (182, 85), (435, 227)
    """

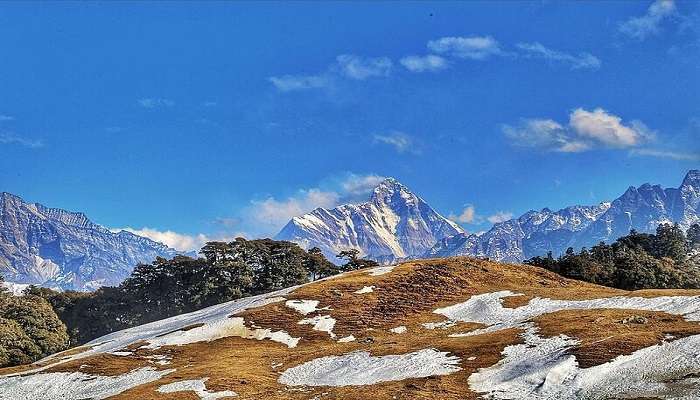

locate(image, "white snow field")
(389, 326), (407, 334)
(0, 367), (173, 400)
(285, 299), (321, 315)
(367, 266), (395, 276)
(157, 378), (237, 399)
(141, 316), (300, 349)
(299, 315), (337, 338)
(354, 285), (375, 294)
(278, 349), (461, 387)
(437, 291), (700, 399)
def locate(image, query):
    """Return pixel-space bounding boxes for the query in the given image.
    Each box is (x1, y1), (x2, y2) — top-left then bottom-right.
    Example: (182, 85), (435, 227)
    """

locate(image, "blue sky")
(1, 1), (698, 251)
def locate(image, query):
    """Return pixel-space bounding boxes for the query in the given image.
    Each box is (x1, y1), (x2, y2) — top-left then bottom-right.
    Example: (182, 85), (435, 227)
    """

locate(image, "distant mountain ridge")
(428, 170), (700, 262)
(275, 178), (464, 262)
(0, 192), (179, 291)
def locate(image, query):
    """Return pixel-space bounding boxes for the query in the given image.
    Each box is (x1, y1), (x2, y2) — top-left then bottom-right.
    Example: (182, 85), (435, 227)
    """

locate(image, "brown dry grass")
(2, 257), (700, 400)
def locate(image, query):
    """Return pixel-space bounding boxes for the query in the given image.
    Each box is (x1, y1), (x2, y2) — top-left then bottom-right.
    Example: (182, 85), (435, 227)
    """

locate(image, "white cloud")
(373, 131), (416, 153)
(400, 55), (448, 72)
(569, 108), (652, 148)
(450, 205), (477, 224)
(504, 108), (652, 152)
(335, 54), (392, 80)
(269, 54), (391, 92)
(138, 98), (175, 108)
(487, 211), (514, 224)
(241, 173), (388, 236)
(619, 0), (676, 40)
(630, 148), (700, 161)
(0, 132), (43, 148)
(268, 75), (329, 92)
(246, 189), (340, 234)
(516, 42), (601, 70)
(115, 227), (212, 252)
(427, 36), (503, 60)
(340, 174), (387, 196)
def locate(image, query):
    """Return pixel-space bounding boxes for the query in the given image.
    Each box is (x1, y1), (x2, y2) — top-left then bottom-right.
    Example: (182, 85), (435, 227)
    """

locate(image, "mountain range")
(1, 170), (698, 291)
(275, 178), (464, 262)
(0, 192), (179, 291)
(279, 170), (700, 264)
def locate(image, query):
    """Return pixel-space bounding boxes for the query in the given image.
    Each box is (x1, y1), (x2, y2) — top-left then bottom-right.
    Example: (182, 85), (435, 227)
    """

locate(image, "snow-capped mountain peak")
(427, 170), (700, 262)
(0, 192), (180, 291)
(275, 178), (463, 262)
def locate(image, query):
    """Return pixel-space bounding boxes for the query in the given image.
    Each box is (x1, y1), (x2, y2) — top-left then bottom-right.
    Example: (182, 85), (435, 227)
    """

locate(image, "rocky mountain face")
(275, 178), (464, 262)
(428, 170), (700, 262)
(0, 192), (179, 291)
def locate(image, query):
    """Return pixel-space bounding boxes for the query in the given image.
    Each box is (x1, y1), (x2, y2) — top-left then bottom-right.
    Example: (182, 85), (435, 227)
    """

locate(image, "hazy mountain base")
(4, 258), (700, 399)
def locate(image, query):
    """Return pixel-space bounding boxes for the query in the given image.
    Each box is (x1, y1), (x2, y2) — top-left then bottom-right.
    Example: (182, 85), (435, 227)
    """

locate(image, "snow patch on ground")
(109, 351), (133, 356)
(278, 349), (461, 387)
(389, 326), (407, 334)
(437, 290), (700, 337)
(285, 300), (320, 315)
(438, 291), (700, 399)
(142, 317), (299, 349)
(157, 378), (237, 399)
(0, 367), (173, 400)
(470, 324), (700, 399)
(299, 315), (337, 338)
(367, 266), (395, 276)
(354, 286), (375, 294)
(338, 335), (356, 343)
(422, 321), (456, 330)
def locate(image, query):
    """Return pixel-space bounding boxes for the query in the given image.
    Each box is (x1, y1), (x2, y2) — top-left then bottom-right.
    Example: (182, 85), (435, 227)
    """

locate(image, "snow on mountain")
(275, 178), (464, 262)
(428, 170), (700, 262)
(0, 192), (180, 291)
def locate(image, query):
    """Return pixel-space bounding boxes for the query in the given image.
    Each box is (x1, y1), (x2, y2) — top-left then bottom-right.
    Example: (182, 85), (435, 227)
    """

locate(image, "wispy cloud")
(516, 42), (601, 70)
(630, 148), (700, 161)
(619, 0), (677, 40)
(428, 36), (504, 60)
(268, 75), (329, 92)
(137, 98), (175, 108)
(487, 211), (514, 224)
(0, 132), (43, 148)
(240, 173), (386, 236)
(449, 205), (477, 224)
(373, 131), (418, 154)
(504, 108), (653, 152)
(113, 227), (217, 252)
(340, 174), (387, 196)
(335, 54), (392, 80)
(400, 55), (449, 73)
(269, 54), (392, 92)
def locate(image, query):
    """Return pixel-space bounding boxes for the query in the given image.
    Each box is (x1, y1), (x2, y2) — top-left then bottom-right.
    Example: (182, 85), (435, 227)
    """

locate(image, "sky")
(0, 1), (699, 251)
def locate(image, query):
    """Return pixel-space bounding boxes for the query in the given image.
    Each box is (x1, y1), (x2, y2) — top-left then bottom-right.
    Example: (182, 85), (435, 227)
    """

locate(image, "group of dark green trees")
(0, 276), (70, 367)
(15, 239), (375, 352)
(526, 223), (700, 290)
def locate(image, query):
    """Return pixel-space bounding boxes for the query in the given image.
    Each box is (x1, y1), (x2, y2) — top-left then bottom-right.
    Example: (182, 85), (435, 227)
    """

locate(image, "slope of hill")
(275, 178), (463, 262)
(0, 192), (179, 291)
(3, 257), (700, 399)
(429, 170), (700, 262)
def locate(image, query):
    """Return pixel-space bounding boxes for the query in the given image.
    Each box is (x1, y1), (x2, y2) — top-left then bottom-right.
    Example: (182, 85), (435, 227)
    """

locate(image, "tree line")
(2, 238), (376, 366)
(526, 223), (700, 290)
